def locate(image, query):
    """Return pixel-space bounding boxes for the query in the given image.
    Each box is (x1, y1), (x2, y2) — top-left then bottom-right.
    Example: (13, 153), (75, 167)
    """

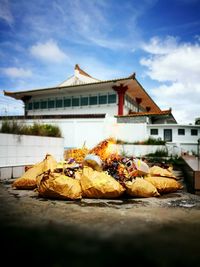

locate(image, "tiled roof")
(3, 76), (133, 99)
(116, 109), (172, 117)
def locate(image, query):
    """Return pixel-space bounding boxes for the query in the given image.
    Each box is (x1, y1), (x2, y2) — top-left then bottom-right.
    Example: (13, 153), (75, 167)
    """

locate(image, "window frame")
(178, 129), (185, 135)
(108, 93), (117, 104)
(48, 99), (55, 109)
(72, 97), (80, 107)
(99, 95), (107, 105)
(33, 101), (40, 110)
(89, 95), (98, 105)
(191, 129), (198, 136)
(56, 99), (63, 108)
(150, 129), (158, 135)
(64, 98), (71, 107)
(80, 96), (89, 106)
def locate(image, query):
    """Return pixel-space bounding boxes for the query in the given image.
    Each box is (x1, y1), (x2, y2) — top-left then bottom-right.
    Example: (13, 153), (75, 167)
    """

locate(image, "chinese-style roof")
(116, 109), (172, 117)
(116, 109), (177, 123)
(4, 75), (133, 99)
(57, 64), (100, 86)
(3, 64), (161, 113)
(126, 77), (161, 113)
(74, 64), (92, 78)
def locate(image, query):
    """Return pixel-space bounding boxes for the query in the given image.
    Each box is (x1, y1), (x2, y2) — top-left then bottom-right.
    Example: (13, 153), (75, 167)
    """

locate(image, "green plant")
(145, 149), (168, 157)
(134, 137), (166, 145)
(0, 120), (62, 137)
(116, 137), (166, 145)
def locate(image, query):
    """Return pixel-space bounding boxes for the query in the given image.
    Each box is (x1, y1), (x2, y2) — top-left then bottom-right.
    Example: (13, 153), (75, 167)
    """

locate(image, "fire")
(89, 138), (118, 161)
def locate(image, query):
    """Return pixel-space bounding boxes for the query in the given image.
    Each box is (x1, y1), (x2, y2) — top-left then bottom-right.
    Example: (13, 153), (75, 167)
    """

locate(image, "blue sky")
(0, 0), (200, 123)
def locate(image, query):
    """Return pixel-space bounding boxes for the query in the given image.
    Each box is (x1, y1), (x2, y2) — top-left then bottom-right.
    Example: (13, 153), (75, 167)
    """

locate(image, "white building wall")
(147, 124), (200, 144)
(147, 124), (200, 155)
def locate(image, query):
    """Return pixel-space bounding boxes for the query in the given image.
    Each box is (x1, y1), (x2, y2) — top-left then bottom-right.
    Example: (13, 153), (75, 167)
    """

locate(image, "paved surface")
(1, 170), (200, 267)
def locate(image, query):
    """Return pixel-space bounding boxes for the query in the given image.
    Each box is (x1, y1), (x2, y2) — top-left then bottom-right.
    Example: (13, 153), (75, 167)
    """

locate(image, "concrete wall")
(116, 144), (166, 157)
(166, 143), (199, 156)
(112, 143), (196, 158)
(59, 120), (147, 148)
(0, 165), (26, 180)
(1, 119), (199, 157)
(0, 133), (64, 167)
(10, 118), (147, 149)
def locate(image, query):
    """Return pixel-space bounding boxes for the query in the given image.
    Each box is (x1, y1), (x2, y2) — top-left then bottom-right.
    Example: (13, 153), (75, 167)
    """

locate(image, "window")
(108, 94), (116, 104)
(56, 99), (63, 108)
(28, 102), (32, 110)
(41, 101), (47, 109)
(178, 129), (185, 135)
(99, 95), (107, 104)
(191, 129), (198, 136)
(150, 129), (158, 135)
(89, 96), (98, 105)
(81, 97), (88, 106)
(164, 129), (172, 142)
(33, 102), (40, 109)
(48, 100), (55, 109)
(64, 98), (71, 107)
(72, 97), (79, 107)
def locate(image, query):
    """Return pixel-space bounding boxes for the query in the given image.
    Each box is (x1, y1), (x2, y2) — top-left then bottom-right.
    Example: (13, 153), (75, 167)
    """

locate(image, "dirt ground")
(1, 172), (200, 267)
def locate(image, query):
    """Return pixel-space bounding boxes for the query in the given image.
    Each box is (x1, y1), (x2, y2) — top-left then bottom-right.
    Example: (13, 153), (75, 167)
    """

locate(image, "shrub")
(116, 137), (166, 145)
(134, 137), (166, 145)
(146, 149), (168, 157)
(0, 120), (62, 137)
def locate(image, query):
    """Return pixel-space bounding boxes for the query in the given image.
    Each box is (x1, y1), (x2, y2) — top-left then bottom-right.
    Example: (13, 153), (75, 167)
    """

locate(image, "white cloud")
(1, 67), (32, 78)
(141, 36), (179, 55)
(30, 39), (68, 63)
(51, 0), (142, 51)
(0, 0), (13, 25)
(140, 36), (200, 123)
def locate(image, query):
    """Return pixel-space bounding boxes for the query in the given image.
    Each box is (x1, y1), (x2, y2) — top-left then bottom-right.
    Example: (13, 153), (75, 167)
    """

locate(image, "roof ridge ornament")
(74, 64), (92, 78)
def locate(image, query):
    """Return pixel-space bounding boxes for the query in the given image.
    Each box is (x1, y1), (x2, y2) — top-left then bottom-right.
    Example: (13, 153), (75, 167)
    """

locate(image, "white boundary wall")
(10, 118), (147, 149)
(0, 133), (64, 167)
(116, 144), (166, 157)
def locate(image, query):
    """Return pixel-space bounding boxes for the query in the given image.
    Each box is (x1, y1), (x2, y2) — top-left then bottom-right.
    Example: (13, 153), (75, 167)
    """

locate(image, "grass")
(116, 137), (166, 145)
(0, 120), (62, 137)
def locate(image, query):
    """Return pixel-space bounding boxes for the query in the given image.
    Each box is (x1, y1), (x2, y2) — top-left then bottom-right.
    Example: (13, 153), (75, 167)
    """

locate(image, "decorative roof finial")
(75, 64), (80, 70)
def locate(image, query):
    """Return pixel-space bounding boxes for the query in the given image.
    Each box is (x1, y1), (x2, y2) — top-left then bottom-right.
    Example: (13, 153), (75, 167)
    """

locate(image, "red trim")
(113, 84), (128, 116)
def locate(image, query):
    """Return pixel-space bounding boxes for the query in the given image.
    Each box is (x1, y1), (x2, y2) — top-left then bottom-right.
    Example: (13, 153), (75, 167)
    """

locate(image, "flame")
(89, 138), (118, 161)
(105, 141), (118, 156)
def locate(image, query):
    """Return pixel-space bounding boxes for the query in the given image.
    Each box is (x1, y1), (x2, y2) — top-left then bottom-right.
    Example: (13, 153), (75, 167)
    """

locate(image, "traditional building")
(3, 64), (200, 152)
(4, 64), (175, 123)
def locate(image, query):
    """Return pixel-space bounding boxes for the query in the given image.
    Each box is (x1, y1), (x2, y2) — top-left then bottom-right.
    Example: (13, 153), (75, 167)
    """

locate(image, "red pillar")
(112, 84), (128, 116)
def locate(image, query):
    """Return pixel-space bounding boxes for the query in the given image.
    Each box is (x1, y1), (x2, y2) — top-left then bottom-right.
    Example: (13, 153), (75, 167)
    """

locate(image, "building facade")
(3, 64), (200, 154)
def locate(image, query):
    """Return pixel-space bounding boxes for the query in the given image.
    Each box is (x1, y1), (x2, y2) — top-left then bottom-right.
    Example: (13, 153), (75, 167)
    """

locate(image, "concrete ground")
(1, 170), (200, 267)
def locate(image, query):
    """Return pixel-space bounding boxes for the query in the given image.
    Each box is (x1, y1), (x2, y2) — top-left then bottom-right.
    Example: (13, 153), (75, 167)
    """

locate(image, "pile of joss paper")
(12, 138), (183, 200)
